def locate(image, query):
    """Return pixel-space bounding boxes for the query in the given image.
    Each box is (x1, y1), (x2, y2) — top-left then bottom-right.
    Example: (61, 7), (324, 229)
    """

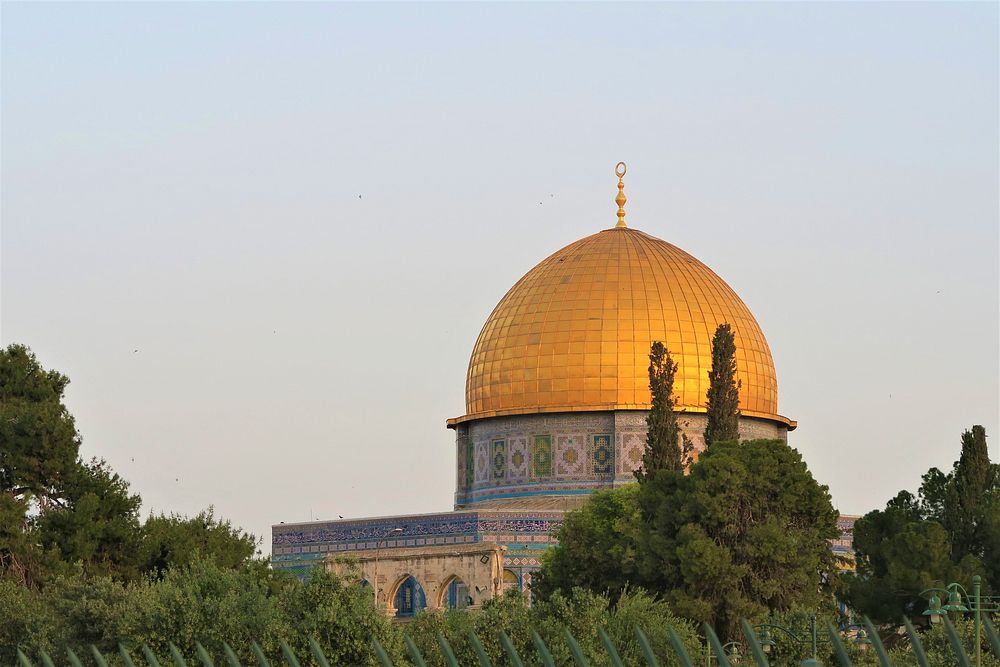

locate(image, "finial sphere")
(615, 161), (627, 178)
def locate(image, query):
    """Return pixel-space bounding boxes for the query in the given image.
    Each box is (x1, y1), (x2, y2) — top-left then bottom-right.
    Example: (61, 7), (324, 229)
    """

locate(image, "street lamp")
(753, 615), (826, 662)
(372, 527), (404, 607)
(920, 575), (1000, 667)
(840, 624), (872, 653)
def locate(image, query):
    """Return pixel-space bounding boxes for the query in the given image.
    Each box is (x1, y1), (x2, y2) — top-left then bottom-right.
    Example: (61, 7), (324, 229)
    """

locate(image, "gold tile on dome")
(460, 227), (782, 423)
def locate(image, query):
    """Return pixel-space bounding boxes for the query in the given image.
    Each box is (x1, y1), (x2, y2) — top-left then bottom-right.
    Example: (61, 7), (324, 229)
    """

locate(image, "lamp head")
(944, 588), (969, 612)
(758, 629), (775, 653)
(923, 594), (944, 623)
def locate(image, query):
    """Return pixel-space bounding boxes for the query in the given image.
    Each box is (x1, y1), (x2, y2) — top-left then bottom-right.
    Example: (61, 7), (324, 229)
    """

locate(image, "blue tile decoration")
(533, 435), (552, 477)
(593, 434), (613, 474)
(492, 440), (506, 480)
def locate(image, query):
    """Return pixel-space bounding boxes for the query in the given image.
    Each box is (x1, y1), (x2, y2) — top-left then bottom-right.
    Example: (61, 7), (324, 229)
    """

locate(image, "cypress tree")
(952, 425), (996, 558)
(638, 341), (685, 480)
(704, 323), (741, 446)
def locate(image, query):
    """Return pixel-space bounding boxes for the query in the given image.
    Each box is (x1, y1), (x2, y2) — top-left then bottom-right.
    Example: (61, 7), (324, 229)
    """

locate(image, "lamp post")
(753, 615), (828, 663)
(372, 527), (404, 608)
(920, 574), (1000, 667)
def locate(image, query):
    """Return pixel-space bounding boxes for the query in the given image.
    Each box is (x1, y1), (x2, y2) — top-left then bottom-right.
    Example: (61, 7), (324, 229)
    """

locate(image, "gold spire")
(614, 161), (628, 228)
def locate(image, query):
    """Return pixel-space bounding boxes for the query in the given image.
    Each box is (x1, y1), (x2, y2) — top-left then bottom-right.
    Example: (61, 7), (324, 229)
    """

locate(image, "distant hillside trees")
(845, 425), (1000, 624)
(0, 344), (259, 588)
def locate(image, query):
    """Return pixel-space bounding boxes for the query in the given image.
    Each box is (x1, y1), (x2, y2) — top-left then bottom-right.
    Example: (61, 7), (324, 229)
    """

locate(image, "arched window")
(445, 577), (472, 609)
(394, 575), (426, 617)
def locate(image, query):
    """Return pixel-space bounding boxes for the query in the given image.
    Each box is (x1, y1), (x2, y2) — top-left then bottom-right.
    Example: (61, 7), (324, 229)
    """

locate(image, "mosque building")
(272, 163), (799, 617)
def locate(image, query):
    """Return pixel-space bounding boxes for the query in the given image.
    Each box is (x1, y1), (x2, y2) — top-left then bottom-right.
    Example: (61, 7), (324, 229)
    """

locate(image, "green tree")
(0, 578), (58, 664)
(949, 425), (996, 560)
(36, 458), (143, 580)
(534, 485), (641, 602)
(139, 508), (258, 576)
(704, 323), (741, 446)
(639, 439), (839, 640)
(0, 344), (82, 584)
(638, 342), (689, 478)
(277, 566), (403, 666)
(405, 588), (701, 667)
(846, 425), (998, 623)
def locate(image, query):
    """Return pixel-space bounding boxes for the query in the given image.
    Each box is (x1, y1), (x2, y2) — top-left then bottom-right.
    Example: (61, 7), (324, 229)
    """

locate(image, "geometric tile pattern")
(553, 434), (586, 476)
(492, 440), (506, 481)
(474, 441), (490, 483)
(619, 432), (644, 476)
(465, 442), (475, 489)
(532, 435), (552, 477)
(507, 436), (529, 480)
(592, 434), (613, 475)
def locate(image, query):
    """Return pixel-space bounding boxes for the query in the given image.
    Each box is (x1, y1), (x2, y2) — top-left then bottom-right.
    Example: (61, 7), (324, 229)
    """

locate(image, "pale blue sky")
(3, 2), (997, 553)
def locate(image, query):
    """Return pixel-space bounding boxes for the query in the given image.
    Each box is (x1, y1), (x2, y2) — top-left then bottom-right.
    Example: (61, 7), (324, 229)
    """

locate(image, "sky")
(2, 2), (997, 556)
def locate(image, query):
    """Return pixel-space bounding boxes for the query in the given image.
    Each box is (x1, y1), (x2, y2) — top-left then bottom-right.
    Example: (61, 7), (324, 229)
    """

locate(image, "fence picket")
(597, 628), (624, 667)
(825, 622), (853, 667)
(437, 633), (460, 667)
(667, 627), (696, 667)
(169, 643), (190, 667)
(142, 644), (164, 667)
(703, 623), (733, 667)
(308, 639), (331, 667)
(251, 642), (271, 667)
(467, 632), (493, 667)
(902, 617), (930, 667)
(196, 642), (216, 667)
(564, 629), (590, 667)
(119, 645), (139, 667)
(499, 631), (526, 667)
(861, 617), (891, 667)
(222, 642), (243, 667)
(984, 615), (1000, 660)
(942, 616), (972, 667)
(66, 648), (85, 667)
(279, 641), (301, 667)
(371, 639), (394, 667)
(739, 619), (770, 667)
(91, 646), (111, 667)
(404, 635), (428, 667)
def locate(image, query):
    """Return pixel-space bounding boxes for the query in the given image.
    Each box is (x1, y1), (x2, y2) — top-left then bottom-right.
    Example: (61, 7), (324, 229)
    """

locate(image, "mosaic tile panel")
(507, 436), (529, 480)
(474, 441), (490, 483)
(592, 434), (613, 474)
(532, 435), (552, 477)
(619, 432), (644, 476)
(492, 440), (506, 481)
(554, 434), (586, 476)
(466, 442), (475, 491)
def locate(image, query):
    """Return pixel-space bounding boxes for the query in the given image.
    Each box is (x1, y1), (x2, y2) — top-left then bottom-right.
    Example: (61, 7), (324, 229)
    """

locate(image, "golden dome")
(452, 226), (793, 427)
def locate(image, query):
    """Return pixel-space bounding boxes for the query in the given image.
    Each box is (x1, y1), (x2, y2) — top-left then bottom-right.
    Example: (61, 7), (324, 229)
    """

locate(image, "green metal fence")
(15, 615), (1000, 667)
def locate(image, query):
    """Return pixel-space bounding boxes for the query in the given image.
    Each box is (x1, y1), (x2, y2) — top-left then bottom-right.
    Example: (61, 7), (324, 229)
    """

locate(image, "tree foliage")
(139, 508), (258, 576)
(405, 588), (702, 667)
(846, 425), (999, 624)
(639, 439), (839, 640)
(638, 342), (690, 478)
(704, 323), (741, 446)
(0, 344), (260, 587)
(533, 485), (641, 602)
(36, 458), (143, 580)
(539, 439), (840, 642)
(1, 344), (82, 584)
